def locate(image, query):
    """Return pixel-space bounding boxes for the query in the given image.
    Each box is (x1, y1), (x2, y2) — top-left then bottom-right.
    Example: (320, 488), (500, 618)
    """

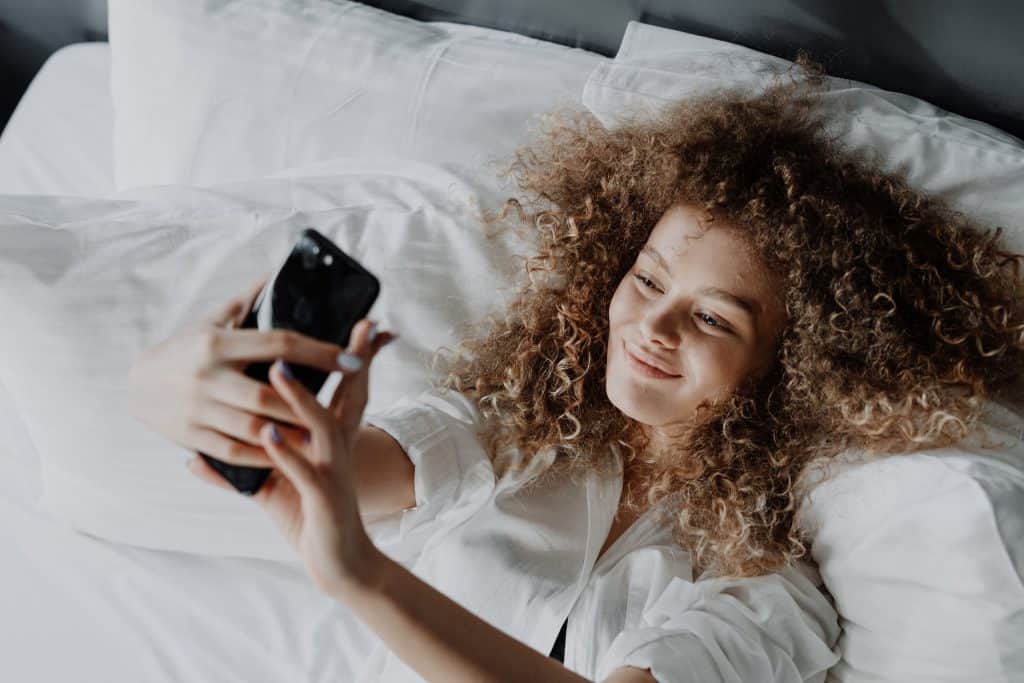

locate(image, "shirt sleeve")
(360, 387), (497, 566)
(594, 561), (842, 683)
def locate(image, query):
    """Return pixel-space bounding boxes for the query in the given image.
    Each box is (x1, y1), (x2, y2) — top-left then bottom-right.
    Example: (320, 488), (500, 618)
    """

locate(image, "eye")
(696, 312), (725, 329)
(632, 273), (733, 334)
(633, 273), (659, 292)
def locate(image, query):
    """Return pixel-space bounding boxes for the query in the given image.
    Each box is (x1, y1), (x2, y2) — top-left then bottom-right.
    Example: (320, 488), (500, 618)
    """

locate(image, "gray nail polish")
(278, 360), (295, 382)
(337, 352), (363, 372)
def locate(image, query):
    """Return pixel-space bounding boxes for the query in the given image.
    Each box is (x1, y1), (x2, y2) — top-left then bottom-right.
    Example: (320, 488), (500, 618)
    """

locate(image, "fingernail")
(276, 359), (294, 381)
(269, 424), (282, 444)
(337, 351), (363, 372)
(367, 322), (379, 344)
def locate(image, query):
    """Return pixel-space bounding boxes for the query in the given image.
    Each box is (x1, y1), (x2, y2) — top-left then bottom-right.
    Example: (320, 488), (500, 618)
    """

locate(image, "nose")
(638, 300), (682, 348)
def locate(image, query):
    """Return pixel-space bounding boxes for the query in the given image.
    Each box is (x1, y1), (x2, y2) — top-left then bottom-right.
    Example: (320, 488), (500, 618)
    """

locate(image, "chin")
(605, 364), (660, 426)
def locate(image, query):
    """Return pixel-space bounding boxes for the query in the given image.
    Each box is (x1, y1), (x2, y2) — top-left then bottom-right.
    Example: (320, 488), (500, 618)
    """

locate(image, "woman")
(130, 55), (1024, 681)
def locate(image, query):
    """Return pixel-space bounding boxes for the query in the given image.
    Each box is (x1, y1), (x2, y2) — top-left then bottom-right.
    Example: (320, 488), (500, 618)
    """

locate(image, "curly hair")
(425, 53), (1024, 579)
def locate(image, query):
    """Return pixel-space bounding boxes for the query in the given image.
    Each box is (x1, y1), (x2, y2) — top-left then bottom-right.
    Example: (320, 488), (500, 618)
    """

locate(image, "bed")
(1, 2), (1022, 682)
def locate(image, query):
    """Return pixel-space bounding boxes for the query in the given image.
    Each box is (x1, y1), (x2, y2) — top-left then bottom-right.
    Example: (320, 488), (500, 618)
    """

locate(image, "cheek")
(602, 280), (626, 327)
(608, 280), (636, 328)
(692, 345), (748, 395)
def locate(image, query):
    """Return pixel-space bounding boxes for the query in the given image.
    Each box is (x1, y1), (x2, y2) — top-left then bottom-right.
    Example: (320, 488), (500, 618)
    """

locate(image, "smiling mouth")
(623, 340), (681, 379)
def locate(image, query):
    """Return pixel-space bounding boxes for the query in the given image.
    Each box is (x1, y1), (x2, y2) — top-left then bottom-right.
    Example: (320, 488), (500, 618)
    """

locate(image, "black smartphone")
(199, 228), (381, 496)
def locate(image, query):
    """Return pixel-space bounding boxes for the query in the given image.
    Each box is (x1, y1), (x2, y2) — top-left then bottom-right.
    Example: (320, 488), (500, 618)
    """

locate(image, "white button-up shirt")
(360, 387), (841, 682)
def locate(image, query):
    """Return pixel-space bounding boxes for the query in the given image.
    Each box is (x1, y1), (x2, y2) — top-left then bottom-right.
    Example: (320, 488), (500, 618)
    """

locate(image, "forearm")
(337, 548), (591, 683)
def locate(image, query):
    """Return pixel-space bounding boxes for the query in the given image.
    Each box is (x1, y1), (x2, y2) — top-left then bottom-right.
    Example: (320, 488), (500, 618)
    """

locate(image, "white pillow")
(0, 43), (115, 198)
(582, 21), (1024, 256)
(108, 0), (603, 191)
(798, 401), (1024, 680)
(584, 21), (1024, 681)
(0, 156), (529, 562)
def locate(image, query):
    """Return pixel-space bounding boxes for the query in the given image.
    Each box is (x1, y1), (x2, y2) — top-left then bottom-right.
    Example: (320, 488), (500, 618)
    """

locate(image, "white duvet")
(1, 431), (370, 682)
(0, 156), (534, 562)
(0, 157), (533, 681)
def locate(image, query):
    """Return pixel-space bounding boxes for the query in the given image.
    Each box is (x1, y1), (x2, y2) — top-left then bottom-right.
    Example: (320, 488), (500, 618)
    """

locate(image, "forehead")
(647, 204), (765, 279)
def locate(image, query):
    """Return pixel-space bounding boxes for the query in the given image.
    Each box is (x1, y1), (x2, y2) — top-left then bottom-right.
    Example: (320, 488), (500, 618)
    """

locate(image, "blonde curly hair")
(426, 53), (1024, 579)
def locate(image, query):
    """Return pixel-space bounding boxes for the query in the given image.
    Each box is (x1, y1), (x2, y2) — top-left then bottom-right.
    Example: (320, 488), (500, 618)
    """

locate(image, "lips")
(624, 341), (681, 377)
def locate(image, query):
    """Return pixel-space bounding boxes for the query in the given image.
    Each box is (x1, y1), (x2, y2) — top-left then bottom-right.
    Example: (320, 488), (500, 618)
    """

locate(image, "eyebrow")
(640, 244), (762, 320)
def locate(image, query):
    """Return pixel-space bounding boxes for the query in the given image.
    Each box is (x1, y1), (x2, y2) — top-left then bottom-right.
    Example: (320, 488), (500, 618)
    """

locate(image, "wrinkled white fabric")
(362, 386), (842, 682)
(0, 156), (530, 563)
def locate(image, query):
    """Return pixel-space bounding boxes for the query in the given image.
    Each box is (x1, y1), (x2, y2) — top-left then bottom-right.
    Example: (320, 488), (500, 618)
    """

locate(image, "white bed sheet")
(0, 42), (115, 198)
(0, 375), (382, 681)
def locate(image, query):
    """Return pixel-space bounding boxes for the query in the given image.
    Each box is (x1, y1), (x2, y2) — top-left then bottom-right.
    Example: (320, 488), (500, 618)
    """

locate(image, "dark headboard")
(2, 0), (1022, 142)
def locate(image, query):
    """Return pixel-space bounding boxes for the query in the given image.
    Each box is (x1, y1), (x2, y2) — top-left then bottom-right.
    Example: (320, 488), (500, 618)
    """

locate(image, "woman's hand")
(187, 317), (398, 599)
(127, 272), (357, 466)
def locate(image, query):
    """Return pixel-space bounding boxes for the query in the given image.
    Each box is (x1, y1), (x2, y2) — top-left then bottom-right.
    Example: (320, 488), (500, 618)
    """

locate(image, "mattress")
(0, 42), (116, 197)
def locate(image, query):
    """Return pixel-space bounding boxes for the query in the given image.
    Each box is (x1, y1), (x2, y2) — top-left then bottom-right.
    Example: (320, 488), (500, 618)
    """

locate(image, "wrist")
(333, 537), (395, 603)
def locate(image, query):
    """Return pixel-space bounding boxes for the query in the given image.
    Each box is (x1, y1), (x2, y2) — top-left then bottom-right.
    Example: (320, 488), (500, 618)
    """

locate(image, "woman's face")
(606, 204), (787, 446)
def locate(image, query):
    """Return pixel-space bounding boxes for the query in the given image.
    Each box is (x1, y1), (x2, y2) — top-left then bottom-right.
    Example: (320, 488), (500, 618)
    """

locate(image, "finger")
(204, 271), (272, 328)
(198, 366), (308, 429)
(186, 453), (240, 492)
(328, 326), (396, 419)
(260, 423), (319, 496)
(274, 421), (313, 448)
(268, 359), (329, 456)
(191, 394), (310, 454)
(330, 319), (393, 433)
(248, 467), (295, 508)
(188, 425), (277, 467)
(212, 328), (347, 375)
